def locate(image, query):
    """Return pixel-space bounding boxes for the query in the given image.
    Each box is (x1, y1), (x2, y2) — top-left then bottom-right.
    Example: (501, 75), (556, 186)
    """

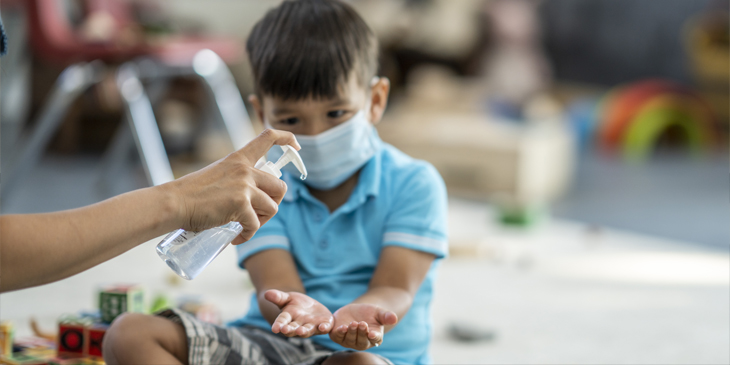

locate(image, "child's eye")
(327, 110), (346, 119)
(279, 117), (299, 126)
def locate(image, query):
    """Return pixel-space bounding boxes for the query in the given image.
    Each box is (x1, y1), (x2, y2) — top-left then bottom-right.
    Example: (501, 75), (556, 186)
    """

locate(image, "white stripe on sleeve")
(237, 235), (290, 261)
(382, 232), (447, 253)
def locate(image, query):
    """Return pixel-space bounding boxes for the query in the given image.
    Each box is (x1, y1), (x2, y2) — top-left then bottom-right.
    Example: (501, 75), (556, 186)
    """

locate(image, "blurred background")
(0, 0), (728, 364)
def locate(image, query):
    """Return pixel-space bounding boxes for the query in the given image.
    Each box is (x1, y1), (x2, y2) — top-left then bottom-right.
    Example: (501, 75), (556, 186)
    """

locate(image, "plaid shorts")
(157, 309), (393, 365)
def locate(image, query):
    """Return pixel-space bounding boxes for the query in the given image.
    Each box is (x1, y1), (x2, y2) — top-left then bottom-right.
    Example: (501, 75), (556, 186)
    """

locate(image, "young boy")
(103, 1), (447, 364)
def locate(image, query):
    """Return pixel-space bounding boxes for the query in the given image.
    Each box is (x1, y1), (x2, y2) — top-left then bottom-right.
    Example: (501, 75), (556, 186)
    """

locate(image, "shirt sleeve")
(235, 212), (290, 269)
(383, 162), (449, 259)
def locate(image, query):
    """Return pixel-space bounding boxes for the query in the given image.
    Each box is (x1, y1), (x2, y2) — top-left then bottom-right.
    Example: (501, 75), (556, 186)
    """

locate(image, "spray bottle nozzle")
(258, 145), (307, 180)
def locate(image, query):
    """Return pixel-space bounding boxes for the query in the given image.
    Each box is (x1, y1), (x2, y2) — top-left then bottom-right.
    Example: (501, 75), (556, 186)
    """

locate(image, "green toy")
(98, 284), (145, 324)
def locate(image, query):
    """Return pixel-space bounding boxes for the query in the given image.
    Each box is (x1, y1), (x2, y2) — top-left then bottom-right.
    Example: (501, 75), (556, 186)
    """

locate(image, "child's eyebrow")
(272, 106), (294, 115)
(326, 97), (349, 107)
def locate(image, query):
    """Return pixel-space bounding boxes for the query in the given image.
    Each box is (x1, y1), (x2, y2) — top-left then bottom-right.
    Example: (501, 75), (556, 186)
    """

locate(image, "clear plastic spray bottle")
(156, 145), (307, 280)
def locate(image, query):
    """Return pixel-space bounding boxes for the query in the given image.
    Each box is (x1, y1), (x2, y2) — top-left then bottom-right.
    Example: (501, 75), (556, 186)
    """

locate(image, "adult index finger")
(237, 129), (300, 166)
(250, 169), (287, 205)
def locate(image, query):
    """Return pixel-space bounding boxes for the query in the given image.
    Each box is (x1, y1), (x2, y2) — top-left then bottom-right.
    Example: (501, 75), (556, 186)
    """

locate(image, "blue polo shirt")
(230, 140), (448, 364)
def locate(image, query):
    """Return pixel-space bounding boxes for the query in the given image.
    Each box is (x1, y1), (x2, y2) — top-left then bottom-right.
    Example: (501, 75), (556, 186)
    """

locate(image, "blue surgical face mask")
(267, 110), (379, 190)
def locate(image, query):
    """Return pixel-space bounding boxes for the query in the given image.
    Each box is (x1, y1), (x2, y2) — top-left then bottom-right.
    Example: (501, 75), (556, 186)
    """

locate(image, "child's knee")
(103, 313), (146, 363)
(104, 313), (153, 349)
(103, 312), (188, 364)
(323, 351), (389, 365)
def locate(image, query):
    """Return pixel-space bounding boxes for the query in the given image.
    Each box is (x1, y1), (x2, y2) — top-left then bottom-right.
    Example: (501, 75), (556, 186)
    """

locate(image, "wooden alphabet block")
(99, 284), (144, 324)
(0, 322), (13, 356)
(56, 323), (84, 357)
(82, 324), (107, 358)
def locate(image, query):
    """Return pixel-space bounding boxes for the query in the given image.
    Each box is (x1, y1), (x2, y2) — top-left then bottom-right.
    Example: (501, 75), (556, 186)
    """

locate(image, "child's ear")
(368, 77), (390, 125)
(248, 94), (265, 126)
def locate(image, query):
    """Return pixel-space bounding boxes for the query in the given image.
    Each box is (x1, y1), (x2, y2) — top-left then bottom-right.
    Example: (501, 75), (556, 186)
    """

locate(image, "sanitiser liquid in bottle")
(156, 145), (307, 280)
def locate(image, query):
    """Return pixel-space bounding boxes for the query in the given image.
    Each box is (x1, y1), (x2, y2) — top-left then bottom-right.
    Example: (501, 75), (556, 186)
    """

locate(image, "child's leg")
(322, 351), (392, 365)
(103, 313), (188, 365)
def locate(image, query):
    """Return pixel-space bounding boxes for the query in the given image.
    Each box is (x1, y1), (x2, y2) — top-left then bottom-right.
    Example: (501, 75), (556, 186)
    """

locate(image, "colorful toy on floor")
(0, 322), (14, 356)
(49, 356), (104, 365)
(55, 315), (107, 362)
(149, 294), (173, 314)
(57, 317), (92, 358)
(2, 282), (148, 365)
(98, 284), (144, 324)
(596, 79), (717, 161)
(12, 336), (55, 354)
(2, 344), (104, 364)
(1, 334), (55, 365)
(0, 339), (56, 365)
(82, 325), (106, 359)
(0, 352), (50, 364)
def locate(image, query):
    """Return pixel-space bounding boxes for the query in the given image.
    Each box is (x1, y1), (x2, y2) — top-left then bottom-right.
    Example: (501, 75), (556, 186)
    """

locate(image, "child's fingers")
(367, 330), (383, 347)
(317, 321), (332, 334)
(330, 324), (347, 344)
(355, 322), (370, 350)
(271, 312), (292, 334)
(296, 323), (315, 337)
(376, 309), (398, 326)
(282, 321), (300, 336)
(264, 290), (291, 308)
(343, 321), (360, 349)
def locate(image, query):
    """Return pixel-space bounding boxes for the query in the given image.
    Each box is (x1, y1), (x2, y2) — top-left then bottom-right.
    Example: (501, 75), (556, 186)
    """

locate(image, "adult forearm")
(353, 286), (413, 333)
(0, 129), (299, 293)
(0, 184), (180, 292)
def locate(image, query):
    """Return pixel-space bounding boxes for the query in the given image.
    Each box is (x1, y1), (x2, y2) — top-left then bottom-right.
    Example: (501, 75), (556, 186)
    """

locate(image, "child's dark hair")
(246, 0), (378, 101)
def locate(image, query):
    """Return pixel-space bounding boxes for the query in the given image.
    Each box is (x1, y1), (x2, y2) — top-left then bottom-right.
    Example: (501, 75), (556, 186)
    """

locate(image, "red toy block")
(56, 323), (84, 357)
(83, 324), (107, 358)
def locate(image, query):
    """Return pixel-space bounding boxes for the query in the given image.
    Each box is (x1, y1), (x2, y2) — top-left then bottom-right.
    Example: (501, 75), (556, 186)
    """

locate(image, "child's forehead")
(264, 78), (368, 108)
(267, 94), (353, 108)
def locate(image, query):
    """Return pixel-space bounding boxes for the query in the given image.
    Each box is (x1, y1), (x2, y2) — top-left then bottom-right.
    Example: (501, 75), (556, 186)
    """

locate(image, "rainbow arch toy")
(596, 79), (717, 161)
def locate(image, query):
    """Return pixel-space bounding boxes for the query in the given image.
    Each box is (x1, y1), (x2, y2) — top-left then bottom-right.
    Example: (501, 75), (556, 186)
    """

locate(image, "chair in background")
(1, 0), (255, 200)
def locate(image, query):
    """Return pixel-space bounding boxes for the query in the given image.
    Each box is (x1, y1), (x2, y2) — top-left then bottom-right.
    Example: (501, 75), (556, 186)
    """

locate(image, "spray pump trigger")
(258, 145), (308, 180)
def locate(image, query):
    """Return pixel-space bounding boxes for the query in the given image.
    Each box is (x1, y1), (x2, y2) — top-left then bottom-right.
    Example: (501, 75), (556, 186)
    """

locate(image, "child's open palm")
(330, 303), (398, 350)
(264, 289), (333, 338)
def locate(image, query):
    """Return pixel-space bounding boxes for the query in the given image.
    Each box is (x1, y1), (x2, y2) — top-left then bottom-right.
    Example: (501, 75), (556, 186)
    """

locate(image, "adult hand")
(329, 303), (398, 350)
(164, 129), (300, 244)
(265, 290), (334, 338)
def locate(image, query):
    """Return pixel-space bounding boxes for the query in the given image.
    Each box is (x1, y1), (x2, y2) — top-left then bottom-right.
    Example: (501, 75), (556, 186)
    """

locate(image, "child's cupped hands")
(264, 289), (334, 338)
(329, 303), (398, 350)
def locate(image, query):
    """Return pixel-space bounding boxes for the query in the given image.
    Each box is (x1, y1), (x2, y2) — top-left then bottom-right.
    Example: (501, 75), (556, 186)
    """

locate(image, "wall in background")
(539, 0), (719, 86)
(162, 0), (277, 39)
